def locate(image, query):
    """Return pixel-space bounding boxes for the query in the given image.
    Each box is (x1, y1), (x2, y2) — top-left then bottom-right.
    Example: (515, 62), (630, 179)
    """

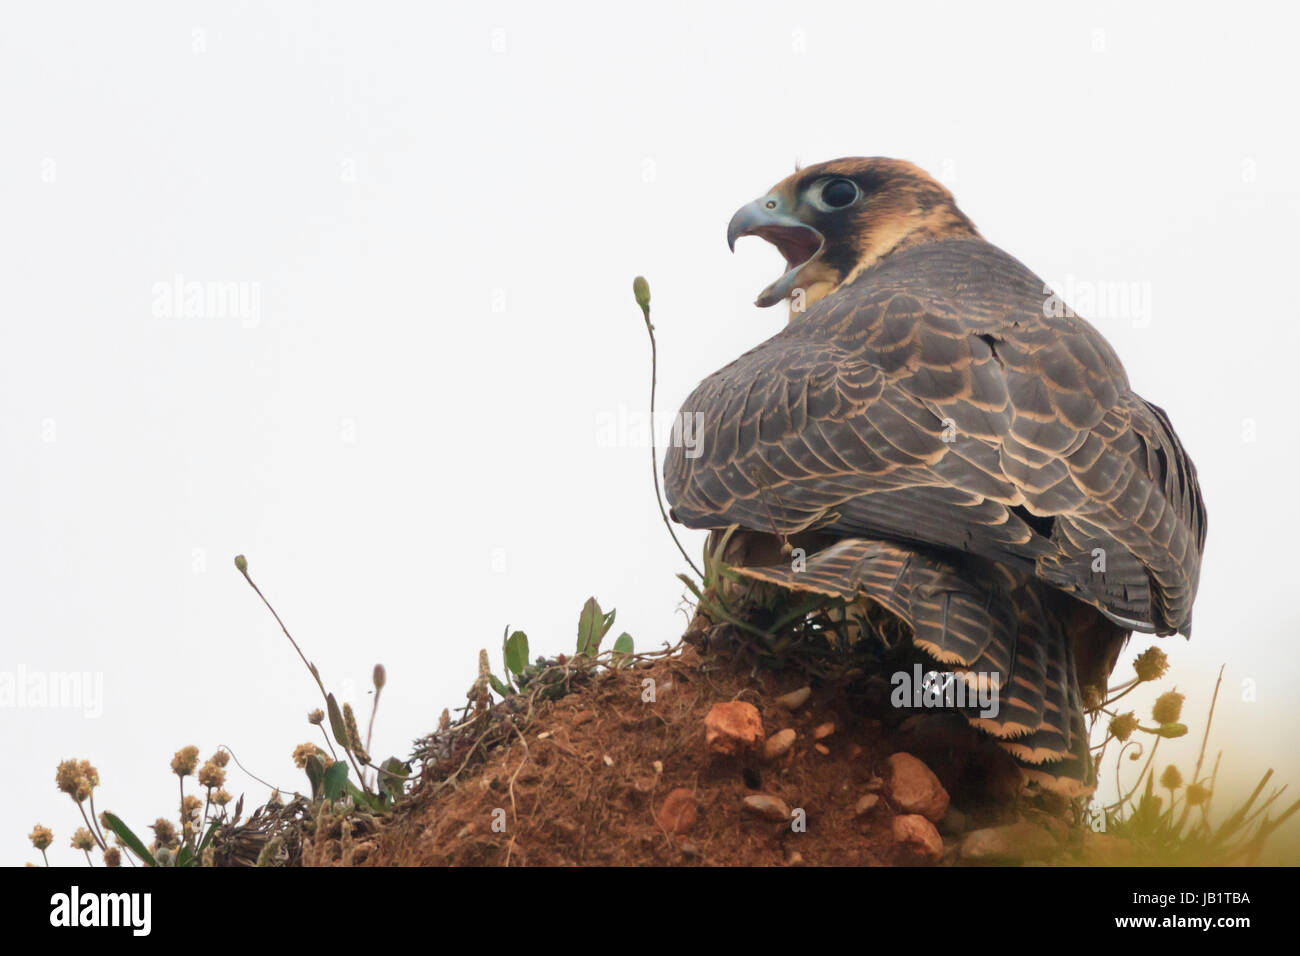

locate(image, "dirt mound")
(367, 643), (1092, 867)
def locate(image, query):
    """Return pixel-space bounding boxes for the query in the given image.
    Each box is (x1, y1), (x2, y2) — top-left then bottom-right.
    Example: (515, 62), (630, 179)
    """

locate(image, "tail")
(732, 536), (1105, 795)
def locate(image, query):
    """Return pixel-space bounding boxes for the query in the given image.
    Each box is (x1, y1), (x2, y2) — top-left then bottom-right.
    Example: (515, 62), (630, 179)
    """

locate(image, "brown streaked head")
(727, 157), (980, 314)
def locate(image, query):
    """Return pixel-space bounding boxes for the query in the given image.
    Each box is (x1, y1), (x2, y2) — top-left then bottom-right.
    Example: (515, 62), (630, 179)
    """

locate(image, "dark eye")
(820, 178), (858, 208)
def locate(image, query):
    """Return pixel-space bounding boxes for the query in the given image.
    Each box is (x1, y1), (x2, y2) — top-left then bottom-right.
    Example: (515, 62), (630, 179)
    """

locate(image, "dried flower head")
(28, 825), (53, 851)
(1133, 646), (1169, 682)
(373, 664), (386, 691)
(1159, 764), (1184, 790)
(210, 750), (230, 768)
(212, 789), (232, 807)
(293, 743), (324, 769)
(1152, 690), (1185, 725)
(151, 818), (177, 845)
(268, 789), (283, 808)
(1109, 711), (1139, 743)
(181, 795), (202, 820)
(1186, 783), (1211, 806)
(197, 761), (226, 790)
(55, 759), (82, 799)
(70, 828), (96, 852)
(103, 847), (122, 867)
(171, 745), (200, 777)
(308, 709), (325, 726)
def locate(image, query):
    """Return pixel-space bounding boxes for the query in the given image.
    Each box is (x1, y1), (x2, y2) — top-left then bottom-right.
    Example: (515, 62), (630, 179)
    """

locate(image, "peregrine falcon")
(664, 158), (1207, 793)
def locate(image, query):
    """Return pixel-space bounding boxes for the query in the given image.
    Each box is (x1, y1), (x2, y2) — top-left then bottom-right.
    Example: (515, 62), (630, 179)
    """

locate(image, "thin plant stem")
(634, 279), (704, 581)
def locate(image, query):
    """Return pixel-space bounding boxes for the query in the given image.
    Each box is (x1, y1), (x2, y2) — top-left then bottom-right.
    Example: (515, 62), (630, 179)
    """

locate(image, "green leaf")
(504, 630), (530, 675)
(326, 693), (349, 748)
(378, 757), (411, 800)
(197, 819), (221, 854)
(102, 812), (156, 868)
(577, 597), (605, 657)
(345, 780), (385, 813)
(613, 633), (634, 655)
(323, 759), (350, 802)
(489, 673), (512, 698)
(305, 754), (326, 799)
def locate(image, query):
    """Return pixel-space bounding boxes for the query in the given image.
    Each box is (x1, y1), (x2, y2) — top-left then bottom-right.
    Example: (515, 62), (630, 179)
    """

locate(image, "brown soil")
(366, 643), (1071, 867)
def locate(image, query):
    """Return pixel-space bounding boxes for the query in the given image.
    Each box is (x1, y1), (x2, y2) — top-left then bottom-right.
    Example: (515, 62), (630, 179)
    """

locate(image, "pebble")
(775, 687), (812, 710)
(892, 814), (943, 862)
(764, 728), (797, 762)
(886, 752), (950, 823)
(705, 701), (765, 757)
(656, 788), (699, 835)
(742, 794), (792, 822)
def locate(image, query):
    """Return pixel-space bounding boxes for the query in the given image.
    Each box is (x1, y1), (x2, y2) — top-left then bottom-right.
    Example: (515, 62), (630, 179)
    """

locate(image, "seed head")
(171, 745), (200, 777)
(28, 825), (53, 851)
(1133, 646), (1169, 682)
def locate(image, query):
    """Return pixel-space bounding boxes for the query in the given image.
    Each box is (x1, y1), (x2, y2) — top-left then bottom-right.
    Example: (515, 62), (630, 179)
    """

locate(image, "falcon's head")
(727, 157), (980, 315)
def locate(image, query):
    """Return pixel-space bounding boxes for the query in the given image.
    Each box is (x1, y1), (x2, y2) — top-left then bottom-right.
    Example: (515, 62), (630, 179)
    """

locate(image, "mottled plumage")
(665, 158), (1206, 792)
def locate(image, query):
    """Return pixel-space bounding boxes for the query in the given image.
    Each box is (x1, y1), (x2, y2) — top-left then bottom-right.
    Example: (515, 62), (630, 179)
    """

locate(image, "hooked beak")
(727, 197), (825, 308)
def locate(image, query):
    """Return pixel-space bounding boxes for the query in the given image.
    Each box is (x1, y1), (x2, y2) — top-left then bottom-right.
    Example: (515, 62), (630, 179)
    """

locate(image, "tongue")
(755, 265), (805, 308)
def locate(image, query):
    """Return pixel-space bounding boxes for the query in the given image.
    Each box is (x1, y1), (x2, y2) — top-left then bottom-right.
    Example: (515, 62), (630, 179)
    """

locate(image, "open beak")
(727, 197), (825, 308)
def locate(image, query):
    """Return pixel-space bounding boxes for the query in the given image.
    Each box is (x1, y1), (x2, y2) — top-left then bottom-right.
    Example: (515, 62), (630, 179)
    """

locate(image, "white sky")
(3, 1), (1298, 865)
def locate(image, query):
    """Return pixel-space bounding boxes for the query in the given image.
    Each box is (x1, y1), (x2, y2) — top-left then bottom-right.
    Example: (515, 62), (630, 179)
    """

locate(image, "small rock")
(742, 794), (791, 822)
(764, 728), (797, 762)
(864, 775), (885, 792)
(705, 702), (765, 757)
(813, 721), (836, 740)
(652, 760), (664, 774)
(854, 794), (880, 817)
(656, 788), (699, 835)
(814, 743), (830, 756)
(786, 851), (804, 866)
(887, 753), (950, 823)
(775, 687), (811, 710)
(603, 754), (614, 767)
(572, 710), (594, 726)
(960, 822), (1060, 864)
(680, 842), (699, 857)
(892, 814), (943, 862)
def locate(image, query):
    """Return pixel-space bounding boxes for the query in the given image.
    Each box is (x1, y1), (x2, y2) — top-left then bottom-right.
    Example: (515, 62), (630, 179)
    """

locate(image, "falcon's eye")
(819, 178), (859, 209)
